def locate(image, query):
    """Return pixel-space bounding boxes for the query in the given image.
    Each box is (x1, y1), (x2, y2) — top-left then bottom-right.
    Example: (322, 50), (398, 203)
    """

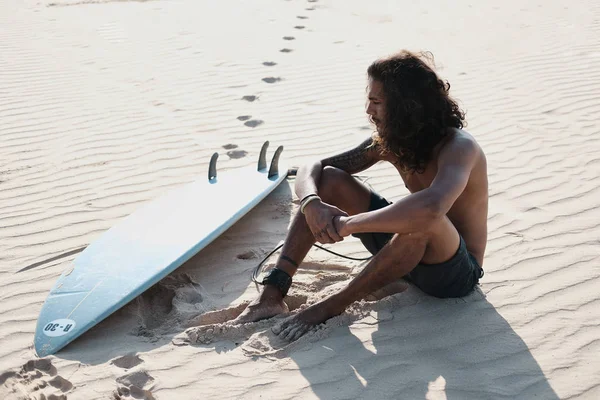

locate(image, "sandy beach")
(1, 0), (599, 398)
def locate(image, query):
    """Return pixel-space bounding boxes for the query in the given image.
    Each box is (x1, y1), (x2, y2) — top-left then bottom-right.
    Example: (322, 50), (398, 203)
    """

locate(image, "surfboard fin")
(268, 145), (284, 179)
(258, 141), (269, 171)
(208, 152), (218, 182)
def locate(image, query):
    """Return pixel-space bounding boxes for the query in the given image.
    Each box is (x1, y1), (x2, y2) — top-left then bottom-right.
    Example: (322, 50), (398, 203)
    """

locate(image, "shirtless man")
(233, 51), (488, 341)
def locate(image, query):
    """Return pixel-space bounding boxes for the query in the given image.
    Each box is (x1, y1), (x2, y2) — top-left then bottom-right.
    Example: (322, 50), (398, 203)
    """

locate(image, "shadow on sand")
(287, 290), (559, 399)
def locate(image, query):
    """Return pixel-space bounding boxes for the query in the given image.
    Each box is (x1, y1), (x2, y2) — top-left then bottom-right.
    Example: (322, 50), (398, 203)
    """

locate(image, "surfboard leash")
(251, 242), (372, 285)
(251, 169), (375, 284)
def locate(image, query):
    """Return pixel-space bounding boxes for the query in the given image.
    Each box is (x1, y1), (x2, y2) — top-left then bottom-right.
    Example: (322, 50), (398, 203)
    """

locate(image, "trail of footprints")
(237, 0), (319, 134)
(111, 354), (156, 400)
(0, 359), (72, 400)
(0, 354), (155, 399)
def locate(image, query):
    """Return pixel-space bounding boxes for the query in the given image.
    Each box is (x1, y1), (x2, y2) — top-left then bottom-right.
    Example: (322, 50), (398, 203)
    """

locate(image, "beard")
(369, 115), (382, 132)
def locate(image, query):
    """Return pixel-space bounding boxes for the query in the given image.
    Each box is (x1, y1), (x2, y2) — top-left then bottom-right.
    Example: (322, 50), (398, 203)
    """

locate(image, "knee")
(377, 232), (428, 262)
(317, 166), (351, 202)
(386, 232), (429, 256)
(389, 232), (429, 247)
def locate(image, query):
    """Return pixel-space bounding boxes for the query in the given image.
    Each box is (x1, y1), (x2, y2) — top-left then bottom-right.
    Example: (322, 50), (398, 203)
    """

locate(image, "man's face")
(366, 78), (386, 131)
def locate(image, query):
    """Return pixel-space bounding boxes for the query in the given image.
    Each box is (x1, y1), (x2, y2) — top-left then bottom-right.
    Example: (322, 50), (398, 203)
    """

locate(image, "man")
(234, 50), (488, 341)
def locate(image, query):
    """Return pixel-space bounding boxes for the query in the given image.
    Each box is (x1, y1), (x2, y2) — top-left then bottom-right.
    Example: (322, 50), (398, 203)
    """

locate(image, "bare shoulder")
(320, 136), (383, 174)
(437, 129), (485, 167)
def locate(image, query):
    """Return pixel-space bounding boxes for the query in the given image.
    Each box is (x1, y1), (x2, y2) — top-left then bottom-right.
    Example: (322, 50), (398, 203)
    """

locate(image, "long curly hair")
(367, 51), (466, 173)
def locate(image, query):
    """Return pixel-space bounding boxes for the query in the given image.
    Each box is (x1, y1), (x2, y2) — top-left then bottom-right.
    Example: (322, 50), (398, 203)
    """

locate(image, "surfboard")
(34, 142), (287, 357)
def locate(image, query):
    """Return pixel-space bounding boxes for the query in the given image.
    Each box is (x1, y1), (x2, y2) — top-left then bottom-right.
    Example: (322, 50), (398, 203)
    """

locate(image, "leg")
(274, 217), (460, 341)
(232, 167), (372, 324)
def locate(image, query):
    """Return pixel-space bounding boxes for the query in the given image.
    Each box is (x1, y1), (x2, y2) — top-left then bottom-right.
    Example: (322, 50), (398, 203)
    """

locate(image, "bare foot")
(272, 300), (339, 342)
(232, 289), (289, 324)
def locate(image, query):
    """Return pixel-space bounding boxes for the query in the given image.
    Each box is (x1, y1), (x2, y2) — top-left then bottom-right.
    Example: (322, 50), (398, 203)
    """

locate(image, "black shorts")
(352, 191), (484, 298)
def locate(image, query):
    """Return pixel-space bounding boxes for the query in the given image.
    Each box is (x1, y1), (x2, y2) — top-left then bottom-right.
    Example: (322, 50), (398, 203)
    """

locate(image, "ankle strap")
(262, 268), (292, 297)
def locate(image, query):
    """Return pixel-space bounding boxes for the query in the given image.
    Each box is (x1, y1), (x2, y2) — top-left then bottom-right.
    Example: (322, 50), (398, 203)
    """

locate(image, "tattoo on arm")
(321, 138), (379, 174)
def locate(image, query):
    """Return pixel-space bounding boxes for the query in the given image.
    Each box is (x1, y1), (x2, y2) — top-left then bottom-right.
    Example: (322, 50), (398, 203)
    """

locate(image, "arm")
(342, 137), (479, 235)
(295, 137), (380, 201)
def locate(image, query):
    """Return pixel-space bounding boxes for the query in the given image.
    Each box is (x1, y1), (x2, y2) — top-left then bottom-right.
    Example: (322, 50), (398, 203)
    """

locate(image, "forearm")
(345, 189), (440, 235)
(294, 161), (322, 200)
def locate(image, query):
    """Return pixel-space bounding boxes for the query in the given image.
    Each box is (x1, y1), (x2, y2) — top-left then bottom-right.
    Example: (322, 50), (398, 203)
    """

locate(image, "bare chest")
(395, 164), (437, 193)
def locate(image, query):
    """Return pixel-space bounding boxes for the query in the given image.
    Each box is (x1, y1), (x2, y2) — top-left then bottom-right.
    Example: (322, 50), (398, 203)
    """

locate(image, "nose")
(366, 102), (375, 117)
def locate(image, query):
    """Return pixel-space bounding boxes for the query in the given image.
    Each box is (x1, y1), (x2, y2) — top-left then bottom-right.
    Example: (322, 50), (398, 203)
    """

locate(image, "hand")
(303, 200), (348, 244)
(332, 216), (351, 238)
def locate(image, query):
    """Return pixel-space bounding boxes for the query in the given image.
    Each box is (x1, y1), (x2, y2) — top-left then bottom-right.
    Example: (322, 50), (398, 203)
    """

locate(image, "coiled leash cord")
(251, 242), (372, 285)
(251, 168), (374, 285)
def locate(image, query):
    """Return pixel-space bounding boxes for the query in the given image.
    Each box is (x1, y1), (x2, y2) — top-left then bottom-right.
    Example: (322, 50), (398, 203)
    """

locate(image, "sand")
(1, 0), (599, 398)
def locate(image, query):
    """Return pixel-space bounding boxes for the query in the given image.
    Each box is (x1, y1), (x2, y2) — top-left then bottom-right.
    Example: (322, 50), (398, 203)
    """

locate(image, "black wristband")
(300, 193), (318, 205)
(262, 268), (293, 297)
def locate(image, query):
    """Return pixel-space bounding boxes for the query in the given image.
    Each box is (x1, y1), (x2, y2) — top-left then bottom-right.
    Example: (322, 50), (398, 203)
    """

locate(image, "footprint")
(241, 95), (258, 102)
(134, 273), (207, 333)
(236, 250), (258, 260)
(222, 143), (238, 150)
(297, 16), (309, 19)
(237, 115), (251, 121)
(114, 385), (155, 400)
(0, 359), (72, 399)
(21, 358), (57, 375)
(48, 375), (73, 392)
(111, 354), (144, 370)
(294, 26), (305, 29)
(263, 61), (277, 66)
(280, 48), (293, 53)
(114, 371), (156, 400)
(0, 371), (18, 386)
(116, 371), (154, 389)
(227, 149), (249, 159)
(243, 120), (264, 128)
(262, 77), (281, 84)
(283, 36), (295, 40)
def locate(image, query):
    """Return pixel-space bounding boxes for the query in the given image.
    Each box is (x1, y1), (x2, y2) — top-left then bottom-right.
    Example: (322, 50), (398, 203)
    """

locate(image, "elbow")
(425, 192), (447, 223)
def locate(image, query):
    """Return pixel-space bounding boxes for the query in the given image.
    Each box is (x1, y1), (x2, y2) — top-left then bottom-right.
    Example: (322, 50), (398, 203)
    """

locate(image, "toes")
(280, 325), (297, 341)
(272, 318), (291, 335)
(282, 324), (309, 342)
(271, 323), (283, 335)
(291, 325), (308, 341)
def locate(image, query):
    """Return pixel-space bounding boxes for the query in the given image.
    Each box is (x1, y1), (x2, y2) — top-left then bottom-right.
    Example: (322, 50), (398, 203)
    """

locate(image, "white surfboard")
(34, 142), (287, 356)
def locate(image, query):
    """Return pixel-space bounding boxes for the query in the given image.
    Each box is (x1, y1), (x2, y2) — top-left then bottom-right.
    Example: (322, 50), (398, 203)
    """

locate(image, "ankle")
(260, 284), (285, 302)
(324, 293), (352, 315)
